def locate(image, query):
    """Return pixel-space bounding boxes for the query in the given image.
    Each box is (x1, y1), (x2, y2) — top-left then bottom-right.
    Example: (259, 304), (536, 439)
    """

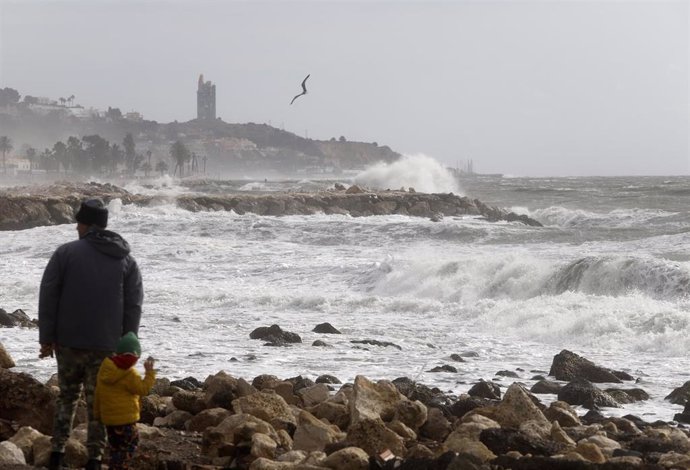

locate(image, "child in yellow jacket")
(94, 332), (156, 470)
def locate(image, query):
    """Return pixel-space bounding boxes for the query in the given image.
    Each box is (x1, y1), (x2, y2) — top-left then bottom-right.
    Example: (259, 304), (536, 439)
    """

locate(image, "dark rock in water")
(315, 374), (341, 385)
(428, 365), (458, 373)
(170, 377), (202, 391)
(468, 380), (501, 400)
(530, 379), (561, 395)
(504, 212), (543, 227)
(480, 427), (567, 457)
(531, 375), (547, 381)
(312, 340), (330, 347)
(665, 380), (690, 405)
(605, 387), (650, 404)
(312, 322), (341, 334)
(449, 354), (466, 362)
(334, 183), (346, 191)
(673, 401), (690, 424)
(558, 378), (619, 409)
(350, 339), (402, 350)
(495, 370), (519, 378)
(0, 308), (36, 328)
(249, 324), (301, 344)
(549, 349), (629, 383)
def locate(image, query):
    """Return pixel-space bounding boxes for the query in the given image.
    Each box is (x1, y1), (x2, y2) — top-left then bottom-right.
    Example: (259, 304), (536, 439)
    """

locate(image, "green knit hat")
(116, 332), (141, 356)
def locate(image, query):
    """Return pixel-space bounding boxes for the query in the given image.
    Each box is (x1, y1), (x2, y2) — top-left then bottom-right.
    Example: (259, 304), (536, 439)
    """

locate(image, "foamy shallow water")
(2, 176), (690, 423)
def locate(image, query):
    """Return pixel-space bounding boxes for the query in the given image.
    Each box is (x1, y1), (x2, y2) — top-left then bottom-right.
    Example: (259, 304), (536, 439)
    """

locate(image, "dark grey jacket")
(39, 229), (143, 352)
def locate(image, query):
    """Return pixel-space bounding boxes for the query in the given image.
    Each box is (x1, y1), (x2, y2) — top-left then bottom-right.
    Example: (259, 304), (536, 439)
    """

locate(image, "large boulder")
(0, 309), (36, 328)
(172, 389), (207, 415)
(0, 342), (15, 369)
(205, 372), (255, 409)
(292, 410), (346, 452)
(345, 417), (405, 457)
(549, 350), (632, 383)
(8, 426), (43, 463)
(479, 427), (568, 457)
(233, 390), (297, 431)
(442, 436), (496, 464)
(187, 407), (232, 433)
(0, 441), (25, 465)
(202, 413), (280, 459)
(543, 401), (581, 427)
(312, 323), (341, 334)
(467, 380), (501, 400)
(0, 369), (55, 434)
(349, 375), (403, 425)
(297, 383), (330, 408)
(605, 388), (649, 404)
(418, 407), (451, 441)
(558, 379), (620, 409)
(323, 446), (369, 470)
(470, 383), (550, 432)
(666, 380), (690, 405)
(308, 401), (350, 431)
(392, 399), (427, 430)
(249, 325), (302, 345)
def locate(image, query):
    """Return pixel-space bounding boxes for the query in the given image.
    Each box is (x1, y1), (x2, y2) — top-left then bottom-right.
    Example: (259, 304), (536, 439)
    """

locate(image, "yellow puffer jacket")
(94, 357), (156, 426)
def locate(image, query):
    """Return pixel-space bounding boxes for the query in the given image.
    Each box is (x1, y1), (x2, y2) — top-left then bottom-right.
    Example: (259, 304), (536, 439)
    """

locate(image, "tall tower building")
(197, 74), (216, 121)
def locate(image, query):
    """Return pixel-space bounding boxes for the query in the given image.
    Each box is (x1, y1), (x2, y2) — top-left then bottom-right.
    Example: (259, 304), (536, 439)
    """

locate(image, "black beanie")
(75, 199), (108, 228)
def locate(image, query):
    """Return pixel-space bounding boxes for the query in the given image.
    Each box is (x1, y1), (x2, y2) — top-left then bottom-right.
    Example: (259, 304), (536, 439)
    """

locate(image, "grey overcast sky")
(0, 0), (688, 176)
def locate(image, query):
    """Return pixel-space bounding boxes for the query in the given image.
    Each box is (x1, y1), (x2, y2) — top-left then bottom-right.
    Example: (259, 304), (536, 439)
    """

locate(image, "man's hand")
(39, 343), (54, 359)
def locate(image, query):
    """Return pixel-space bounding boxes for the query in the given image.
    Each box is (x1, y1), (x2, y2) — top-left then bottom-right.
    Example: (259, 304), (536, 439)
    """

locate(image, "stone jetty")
(0, 182), (542, 231)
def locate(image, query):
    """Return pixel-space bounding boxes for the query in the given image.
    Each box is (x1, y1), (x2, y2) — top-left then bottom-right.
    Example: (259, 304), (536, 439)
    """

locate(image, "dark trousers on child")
(106, 423), (139, 470)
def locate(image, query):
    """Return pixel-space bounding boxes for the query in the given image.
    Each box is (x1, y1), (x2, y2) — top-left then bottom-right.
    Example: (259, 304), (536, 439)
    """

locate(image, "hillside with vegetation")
(0, 87), (400, 178)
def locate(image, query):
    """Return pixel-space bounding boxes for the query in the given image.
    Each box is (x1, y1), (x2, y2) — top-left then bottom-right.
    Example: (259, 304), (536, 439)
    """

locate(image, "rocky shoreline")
(2, 330), (690, 469)
(0, 182), (542, 231)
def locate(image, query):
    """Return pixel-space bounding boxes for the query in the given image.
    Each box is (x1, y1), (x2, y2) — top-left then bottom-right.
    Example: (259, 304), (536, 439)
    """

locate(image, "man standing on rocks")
(38, 199), (144, 470)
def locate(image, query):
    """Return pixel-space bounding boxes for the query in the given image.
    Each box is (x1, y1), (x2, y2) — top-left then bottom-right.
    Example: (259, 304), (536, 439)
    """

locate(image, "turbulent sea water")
(2, 174), (690, 422)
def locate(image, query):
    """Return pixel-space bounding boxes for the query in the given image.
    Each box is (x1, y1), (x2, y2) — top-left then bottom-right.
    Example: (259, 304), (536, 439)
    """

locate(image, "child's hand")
(144, 356), (155, 372)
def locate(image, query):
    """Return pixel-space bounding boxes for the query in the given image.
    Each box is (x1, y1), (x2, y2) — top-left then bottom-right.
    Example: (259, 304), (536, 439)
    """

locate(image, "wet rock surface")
(0, 347), (689, 470)
(0, 182), (543, 230)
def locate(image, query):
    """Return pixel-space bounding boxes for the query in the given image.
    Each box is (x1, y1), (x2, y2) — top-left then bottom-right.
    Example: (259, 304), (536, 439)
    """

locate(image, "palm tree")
(155, 160), (169, 177)
(59, 97), (66, 106)
(170, 140), (190, 178)
(25, 147), (37, 174)
(0, 136), (13, 175)
(68, 95), (75, 107)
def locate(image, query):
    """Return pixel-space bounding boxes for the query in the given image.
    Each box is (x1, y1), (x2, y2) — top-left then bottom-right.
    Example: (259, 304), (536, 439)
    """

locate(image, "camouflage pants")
(106, 423), (139, 470)
(52, 347), (110, 460)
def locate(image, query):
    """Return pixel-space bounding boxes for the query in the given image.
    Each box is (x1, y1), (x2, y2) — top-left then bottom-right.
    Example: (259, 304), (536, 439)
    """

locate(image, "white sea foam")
(4, 176), (690, 423)
(354, 154), (462, 194)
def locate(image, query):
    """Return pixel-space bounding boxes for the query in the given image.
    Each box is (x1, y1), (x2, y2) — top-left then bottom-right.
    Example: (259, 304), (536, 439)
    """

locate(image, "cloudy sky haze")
(0, 0), (688, 176)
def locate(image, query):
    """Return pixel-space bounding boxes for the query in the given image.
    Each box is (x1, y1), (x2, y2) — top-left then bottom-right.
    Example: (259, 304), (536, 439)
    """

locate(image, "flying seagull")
(290, 74), (310, 105)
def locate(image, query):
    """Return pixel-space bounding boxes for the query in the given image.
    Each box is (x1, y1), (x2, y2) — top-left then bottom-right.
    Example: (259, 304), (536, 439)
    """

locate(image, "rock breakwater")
(0, 182), (542, 231)
(0, 344), (686, 470)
